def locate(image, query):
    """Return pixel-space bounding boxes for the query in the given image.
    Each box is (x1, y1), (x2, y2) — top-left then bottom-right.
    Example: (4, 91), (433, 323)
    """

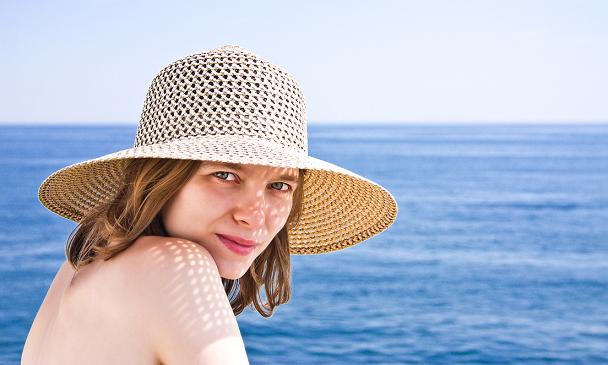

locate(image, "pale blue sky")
(1, 0), (607, 124)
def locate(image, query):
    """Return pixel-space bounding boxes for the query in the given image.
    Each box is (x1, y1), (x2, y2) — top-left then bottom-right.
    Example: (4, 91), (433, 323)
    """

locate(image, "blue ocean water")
(1, 123), (607, 364)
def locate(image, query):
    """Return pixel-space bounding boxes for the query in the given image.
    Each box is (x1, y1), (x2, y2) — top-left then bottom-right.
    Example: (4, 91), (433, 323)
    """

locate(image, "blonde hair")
(65, 158), (305, 317)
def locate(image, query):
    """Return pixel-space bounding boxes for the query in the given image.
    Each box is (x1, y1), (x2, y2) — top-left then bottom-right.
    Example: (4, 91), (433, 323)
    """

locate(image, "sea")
(1, 123), (607, 364)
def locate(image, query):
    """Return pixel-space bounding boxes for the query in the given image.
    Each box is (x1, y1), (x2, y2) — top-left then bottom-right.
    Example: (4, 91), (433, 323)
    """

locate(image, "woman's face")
(160, 161), (299, 280)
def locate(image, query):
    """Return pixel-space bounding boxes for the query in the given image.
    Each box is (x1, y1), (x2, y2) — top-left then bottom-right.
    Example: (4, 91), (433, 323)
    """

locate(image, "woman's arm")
(129, 237), (250, 365)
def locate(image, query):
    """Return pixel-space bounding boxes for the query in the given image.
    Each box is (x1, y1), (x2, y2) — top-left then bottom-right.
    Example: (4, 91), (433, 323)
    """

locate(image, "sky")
(1, 0), (607, 125)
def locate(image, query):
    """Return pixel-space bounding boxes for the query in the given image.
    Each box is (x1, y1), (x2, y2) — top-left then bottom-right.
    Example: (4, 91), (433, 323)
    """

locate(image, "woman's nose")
(233, 190), (266, 228)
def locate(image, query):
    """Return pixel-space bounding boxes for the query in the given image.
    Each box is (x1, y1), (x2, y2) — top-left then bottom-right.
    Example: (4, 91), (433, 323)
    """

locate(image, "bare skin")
(21, 162), (299, 364)
(160, 161), (299, 280)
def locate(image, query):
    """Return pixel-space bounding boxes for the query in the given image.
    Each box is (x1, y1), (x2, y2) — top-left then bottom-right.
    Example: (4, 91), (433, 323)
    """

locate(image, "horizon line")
(1, 120), (607, 126)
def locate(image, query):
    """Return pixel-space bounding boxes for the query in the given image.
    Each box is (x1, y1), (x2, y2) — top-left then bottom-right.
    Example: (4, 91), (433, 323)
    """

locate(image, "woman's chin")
(220, 272), (245, 280)
(218, 265), (247, 280)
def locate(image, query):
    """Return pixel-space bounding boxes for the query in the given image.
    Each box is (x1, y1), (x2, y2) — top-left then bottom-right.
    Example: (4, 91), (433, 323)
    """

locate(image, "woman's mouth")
(217, 234), (256, 256)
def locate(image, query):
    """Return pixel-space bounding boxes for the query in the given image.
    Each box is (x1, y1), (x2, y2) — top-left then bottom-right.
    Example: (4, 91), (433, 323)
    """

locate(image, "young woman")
(21, 45), (398, 364)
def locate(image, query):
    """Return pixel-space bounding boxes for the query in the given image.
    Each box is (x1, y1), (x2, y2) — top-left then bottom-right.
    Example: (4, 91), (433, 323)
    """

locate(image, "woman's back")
(22, 236), (250, 365)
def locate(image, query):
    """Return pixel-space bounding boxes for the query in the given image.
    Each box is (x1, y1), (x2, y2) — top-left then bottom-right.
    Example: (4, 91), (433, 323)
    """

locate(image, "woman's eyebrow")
(205, 162), (299, 183)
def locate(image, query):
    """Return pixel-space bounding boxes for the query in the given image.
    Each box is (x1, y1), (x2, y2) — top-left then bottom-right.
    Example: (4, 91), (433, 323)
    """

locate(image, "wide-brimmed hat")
(38, 44), (398, 254)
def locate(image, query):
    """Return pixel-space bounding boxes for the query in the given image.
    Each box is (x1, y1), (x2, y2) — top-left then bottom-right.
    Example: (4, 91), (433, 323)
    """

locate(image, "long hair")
(65, 157), (305, 317)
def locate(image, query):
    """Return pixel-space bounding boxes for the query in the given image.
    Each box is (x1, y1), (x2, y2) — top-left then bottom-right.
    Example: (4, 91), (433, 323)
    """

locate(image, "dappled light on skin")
(141, 238), (248, 363)
(22, 160), (300, 363)
(160, 162), (298, 281)
(20, 234), (252, 364)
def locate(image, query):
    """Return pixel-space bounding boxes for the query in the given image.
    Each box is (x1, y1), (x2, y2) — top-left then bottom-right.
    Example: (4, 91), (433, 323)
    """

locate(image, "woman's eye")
(213, 171), (237, 181)
(270, 182), (291, 192)
(213, 172), (291, 192)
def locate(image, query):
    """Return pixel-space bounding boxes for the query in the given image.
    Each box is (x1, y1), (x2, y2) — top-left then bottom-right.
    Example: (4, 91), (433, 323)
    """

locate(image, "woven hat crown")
(135, 45), (308, 154)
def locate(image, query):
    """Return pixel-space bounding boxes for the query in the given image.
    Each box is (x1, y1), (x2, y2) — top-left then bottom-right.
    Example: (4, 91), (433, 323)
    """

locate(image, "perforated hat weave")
(38, 44), (398, 254)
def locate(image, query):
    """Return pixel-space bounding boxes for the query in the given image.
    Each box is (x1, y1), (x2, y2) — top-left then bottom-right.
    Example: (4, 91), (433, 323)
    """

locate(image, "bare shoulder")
(123, 235), (219, 275)
(119, 236), (250, 365)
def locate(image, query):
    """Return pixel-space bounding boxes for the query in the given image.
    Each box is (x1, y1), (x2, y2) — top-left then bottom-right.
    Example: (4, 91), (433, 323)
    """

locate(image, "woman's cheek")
(270, 199), (291, 227)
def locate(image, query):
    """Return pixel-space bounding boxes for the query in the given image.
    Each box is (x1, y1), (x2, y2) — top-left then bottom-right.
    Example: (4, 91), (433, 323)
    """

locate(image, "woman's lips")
(217, 234), (256, 256)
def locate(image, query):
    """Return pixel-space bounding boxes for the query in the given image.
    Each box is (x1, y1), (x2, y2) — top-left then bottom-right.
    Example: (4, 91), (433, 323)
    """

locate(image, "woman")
(21, 45), (398, 364)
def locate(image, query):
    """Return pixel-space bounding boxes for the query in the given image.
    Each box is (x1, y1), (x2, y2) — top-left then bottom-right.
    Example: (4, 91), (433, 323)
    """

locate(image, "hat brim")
(38, 134), (398, 254)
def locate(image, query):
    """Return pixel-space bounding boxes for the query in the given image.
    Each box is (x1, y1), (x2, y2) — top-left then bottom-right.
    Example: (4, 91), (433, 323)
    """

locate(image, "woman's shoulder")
(114, 236), (249, 364)
(127, 236), (215, 267)
(109, 235), (223, 299)
(120, 235), (219, 272)
(94, 235), (224, 320)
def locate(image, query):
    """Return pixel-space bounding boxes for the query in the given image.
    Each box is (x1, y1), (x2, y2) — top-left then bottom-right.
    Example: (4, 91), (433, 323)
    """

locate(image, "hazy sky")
(1, 0), (607, 124)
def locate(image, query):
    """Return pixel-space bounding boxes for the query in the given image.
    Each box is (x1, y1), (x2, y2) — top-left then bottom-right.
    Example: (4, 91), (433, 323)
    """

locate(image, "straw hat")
(38, 44), (398, 254)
